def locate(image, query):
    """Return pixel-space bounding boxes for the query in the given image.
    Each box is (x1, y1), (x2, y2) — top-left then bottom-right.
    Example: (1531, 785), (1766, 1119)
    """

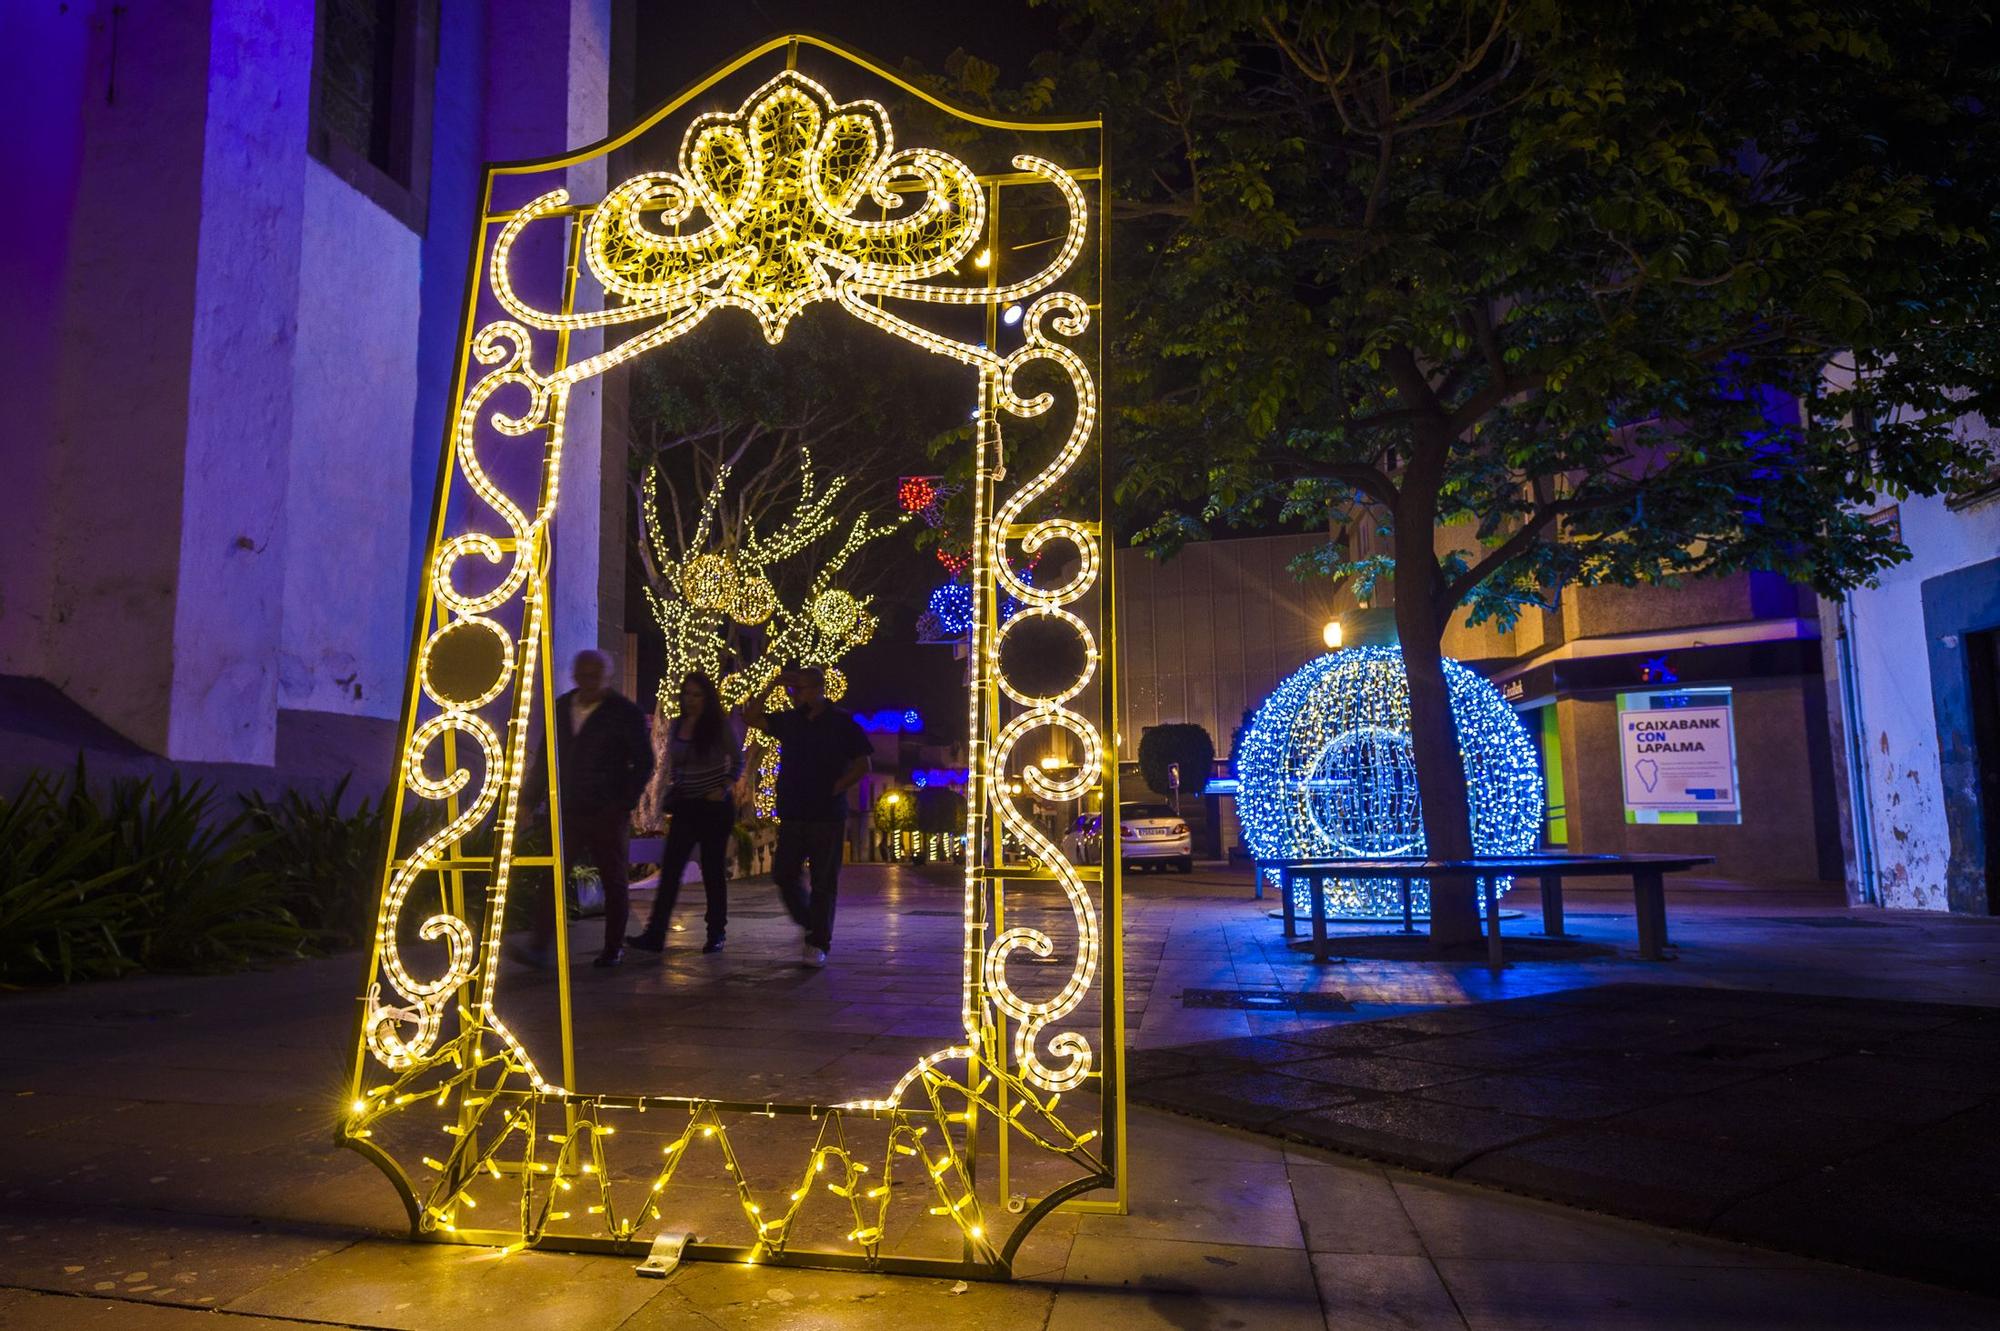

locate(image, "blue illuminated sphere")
(1235, 646), (1543, 918)
(928, 583), (974, 636)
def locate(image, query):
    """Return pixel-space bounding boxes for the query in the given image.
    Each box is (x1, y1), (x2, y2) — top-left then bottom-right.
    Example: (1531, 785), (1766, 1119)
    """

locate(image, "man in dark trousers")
(513, 649), (654, 970)
(745, 665), (871, 968)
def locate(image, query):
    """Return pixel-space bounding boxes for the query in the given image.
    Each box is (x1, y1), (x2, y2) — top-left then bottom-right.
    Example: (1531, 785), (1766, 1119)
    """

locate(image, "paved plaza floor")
(2, 862), (1997, 1328)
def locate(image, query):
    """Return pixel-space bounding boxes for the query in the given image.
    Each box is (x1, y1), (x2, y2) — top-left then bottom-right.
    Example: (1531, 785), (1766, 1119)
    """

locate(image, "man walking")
(745, 666), (871, 968)
(515, 649), (654, 969)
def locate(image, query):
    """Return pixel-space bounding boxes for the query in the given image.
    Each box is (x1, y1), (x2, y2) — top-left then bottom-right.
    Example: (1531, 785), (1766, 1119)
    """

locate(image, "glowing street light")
(1322, 619), (1344, 650)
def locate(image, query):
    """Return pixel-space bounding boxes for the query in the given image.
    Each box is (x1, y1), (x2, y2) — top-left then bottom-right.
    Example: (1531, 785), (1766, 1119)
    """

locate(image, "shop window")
(1616, 686), (1743, 826)
(309, 0), (434, 230)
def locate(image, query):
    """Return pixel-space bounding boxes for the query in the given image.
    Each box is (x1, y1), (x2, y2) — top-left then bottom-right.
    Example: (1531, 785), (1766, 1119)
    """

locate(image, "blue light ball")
(1235, 646), (1544, 917)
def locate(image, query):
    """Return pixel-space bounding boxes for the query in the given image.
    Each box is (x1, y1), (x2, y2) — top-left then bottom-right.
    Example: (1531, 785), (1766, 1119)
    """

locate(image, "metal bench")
(1268, 853), (1715, 969)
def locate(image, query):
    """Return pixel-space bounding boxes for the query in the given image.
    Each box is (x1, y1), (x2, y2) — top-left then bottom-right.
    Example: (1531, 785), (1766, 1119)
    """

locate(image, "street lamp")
(1322, 619), (1344, 650)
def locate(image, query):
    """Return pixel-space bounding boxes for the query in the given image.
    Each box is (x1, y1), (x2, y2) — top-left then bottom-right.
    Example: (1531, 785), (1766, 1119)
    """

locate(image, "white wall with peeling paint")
(1838, 477), (2000, 912)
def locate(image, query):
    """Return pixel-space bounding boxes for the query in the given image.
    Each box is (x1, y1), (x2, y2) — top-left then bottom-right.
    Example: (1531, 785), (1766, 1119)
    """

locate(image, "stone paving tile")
(1310, 1252), (1469, 1331)
(223, 1238), (665, 1330)
(1407, 1072), (1664, 1121)
(1716, 1065), (1990, 1126)
(1357, 1007), (1523, 1037)
(1127, 1105), (1301, 1164)
(621, 1264), (1057, 1330)
(1078, 1158), (1303, 1251)
(1599, 1091), (1903, 1162)
(0, 1207), (349, 1311)
(1528, 1051), (1767, 1097)
(1137, 1072), (1355, 1128)
(1386, 1173), (1814, 1269)
(1126, 1047), (1205, 1084)
(1268, 1020), (1428, 1053)
(1285, 1161), (1426, 1256)
(1376, 1027), (1600, 1071)
(1170, 1035), (1325, 1067)
(0, 1290), (312, 1329)
(1710, 1105), (2000, 1292)
(1433, 1256), (2000, 1331)
(1276, 1099), (1549, 1174)
(1048, 1235), (1324, 1331)
(1457, 1125), (1800, 1229)
(1276, 1053), (1477, 1093)
(1811, 1050), (2000, 1094)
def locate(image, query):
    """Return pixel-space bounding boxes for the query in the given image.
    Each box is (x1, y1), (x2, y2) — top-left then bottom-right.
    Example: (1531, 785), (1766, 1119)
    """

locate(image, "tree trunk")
(1395, 567), (1483, 950)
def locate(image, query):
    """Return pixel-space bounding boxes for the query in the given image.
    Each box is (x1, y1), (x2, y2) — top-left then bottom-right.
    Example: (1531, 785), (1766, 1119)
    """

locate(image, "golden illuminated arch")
(341, 36), (1123, 1279)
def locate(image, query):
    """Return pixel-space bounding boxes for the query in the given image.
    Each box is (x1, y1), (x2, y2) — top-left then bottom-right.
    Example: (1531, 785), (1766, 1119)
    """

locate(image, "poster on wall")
(1618, 702), (1740, 815)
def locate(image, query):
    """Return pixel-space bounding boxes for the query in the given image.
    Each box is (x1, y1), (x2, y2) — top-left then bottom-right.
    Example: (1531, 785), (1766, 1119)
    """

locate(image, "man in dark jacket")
(744, 665), (871, 968)
(513, 649), (654, 969)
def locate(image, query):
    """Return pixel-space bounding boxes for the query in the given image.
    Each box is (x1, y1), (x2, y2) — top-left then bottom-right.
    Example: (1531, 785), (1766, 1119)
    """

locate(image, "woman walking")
(627, 672), (743, 954)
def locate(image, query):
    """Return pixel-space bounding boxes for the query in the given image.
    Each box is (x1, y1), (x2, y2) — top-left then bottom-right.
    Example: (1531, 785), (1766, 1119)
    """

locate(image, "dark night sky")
(632, 0), (1061, 109)
(625, 1), (1069, 744)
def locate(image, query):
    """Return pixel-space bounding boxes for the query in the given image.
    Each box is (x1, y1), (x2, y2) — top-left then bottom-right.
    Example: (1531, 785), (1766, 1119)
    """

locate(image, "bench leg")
(1484, 876), (1504, 971)
(1540, 872), (1565, 937)
(1279, 868), (1296, 939)
(1634, 870), (1668, 960)
(1311, 874), (1330, 965)
(1401, 878), (1415, 934)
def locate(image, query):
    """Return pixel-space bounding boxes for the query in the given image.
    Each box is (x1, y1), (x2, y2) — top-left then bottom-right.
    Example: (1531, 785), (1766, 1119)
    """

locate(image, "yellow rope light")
(349, 60), (1112, 1268)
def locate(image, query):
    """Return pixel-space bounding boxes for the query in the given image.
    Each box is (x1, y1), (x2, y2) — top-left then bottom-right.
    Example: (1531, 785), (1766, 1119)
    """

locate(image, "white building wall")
(1840, 486), (2000, 910)
(279, 160), (422, 720)
(168, 0), (314, 763)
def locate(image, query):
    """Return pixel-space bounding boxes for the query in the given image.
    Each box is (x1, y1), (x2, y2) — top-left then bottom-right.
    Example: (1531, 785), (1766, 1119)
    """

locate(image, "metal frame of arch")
(339, 33), (1124, 1280)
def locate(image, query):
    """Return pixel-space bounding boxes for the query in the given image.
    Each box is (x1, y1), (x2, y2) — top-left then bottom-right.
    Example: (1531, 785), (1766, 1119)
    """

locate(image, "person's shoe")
(625, 933), (665, 954)
(592, 949), (624, 969)
(701, 936), (725, 954)
(800, 943), (828, 969)
(505, 939), (554, 970)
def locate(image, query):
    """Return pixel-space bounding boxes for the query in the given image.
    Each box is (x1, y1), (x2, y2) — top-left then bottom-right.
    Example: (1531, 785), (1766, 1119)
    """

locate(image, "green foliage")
(240, 776), (391, 950)
(1137, 724), (1216, 801)
(0, 771), (146, 982)
(0, 761), (395, 985)
(1051, 0), (2000, 623)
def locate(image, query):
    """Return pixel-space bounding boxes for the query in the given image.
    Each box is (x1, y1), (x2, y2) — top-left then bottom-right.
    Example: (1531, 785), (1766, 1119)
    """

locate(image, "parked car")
(1063, 803), (1192, 873)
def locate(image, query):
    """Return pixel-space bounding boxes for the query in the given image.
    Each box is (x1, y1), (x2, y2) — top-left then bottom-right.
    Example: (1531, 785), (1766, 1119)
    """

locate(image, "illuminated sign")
(1619, 698), (1740, 815)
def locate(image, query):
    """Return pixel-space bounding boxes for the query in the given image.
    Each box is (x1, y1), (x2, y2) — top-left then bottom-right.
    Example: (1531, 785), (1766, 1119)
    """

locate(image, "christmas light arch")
(1236, 646), (1543, 917)
(342, 36), (1122, 1281)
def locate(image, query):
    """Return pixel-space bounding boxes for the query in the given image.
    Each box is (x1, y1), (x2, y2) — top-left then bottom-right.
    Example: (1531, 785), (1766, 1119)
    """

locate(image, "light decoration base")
(1234, 646), (1543, 917)
(343, 37), (1121, 1282)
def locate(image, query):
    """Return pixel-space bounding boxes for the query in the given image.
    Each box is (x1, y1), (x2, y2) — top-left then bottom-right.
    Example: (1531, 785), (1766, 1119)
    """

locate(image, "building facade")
(1117, 532), (1844, 886)
(1822, 481), (2000, 914)
(2, 0), (633, 793)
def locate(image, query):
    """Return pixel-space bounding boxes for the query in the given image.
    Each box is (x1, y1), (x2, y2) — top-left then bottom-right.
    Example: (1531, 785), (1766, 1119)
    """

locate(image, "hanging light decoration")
(729, 573), (778, 626)
(813, 588), (862, 638)
(1235, 646), (1543, 918)
(927, 583), (974, 638)
(680, 553), (739, 610)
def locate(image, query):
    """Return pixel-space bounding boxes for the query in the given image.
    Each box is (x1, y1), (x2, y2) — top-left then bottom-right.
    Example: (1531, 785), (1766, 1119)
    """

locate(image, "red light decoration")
(899, 476), (939, 514)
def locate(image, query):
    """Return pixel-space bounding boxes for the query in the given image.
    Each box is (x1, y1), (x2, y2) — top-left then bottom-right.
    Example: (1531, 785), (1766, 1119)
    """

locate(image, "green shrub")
(240, 776), (391, 949)
(0, 771), (145, 982)
(1137, 724), (1215, 803)
(0, 760), (404, 985)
